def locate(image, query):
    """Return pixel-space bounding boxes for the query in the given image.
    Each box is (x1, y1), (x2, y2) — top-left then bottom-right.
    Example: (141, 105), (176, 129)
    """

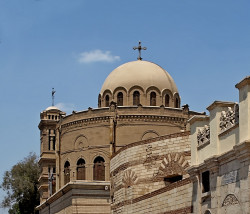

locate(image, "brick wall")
(110, 132), (192, 213)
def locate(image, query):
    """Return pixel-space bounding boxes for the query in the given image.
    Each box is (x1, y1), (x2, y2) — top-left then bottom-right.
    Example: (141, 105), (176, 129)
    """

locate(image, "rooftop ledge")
(36, 180), (110, 211)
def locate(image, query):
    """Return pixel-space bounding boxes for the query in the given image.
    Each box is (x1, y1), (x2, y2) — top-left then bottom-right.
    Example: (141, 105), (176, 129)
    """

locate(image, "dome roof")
(100, 60), (178, 95)
(45, 106), (60, 111)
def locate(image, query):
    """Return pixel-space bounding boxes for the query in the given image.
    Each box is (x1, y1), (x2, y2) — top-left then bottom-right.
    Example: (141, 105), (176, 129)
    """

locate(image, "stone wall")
(110, 132), (192, 213)
(188, 77), (250, 214)
(37, 181), (110, 214)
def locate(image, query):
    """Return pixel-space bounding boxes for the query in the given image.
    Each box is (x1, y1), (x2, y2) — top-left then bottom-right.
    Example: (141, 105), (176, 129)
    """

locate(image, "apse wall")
(110, 131), (193, 214)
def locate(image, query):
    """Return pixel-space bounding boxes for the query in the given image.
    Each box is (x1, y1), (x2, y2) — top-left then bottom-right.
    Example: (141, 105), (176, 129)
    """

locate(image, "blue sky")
(0, 0), (250, 212)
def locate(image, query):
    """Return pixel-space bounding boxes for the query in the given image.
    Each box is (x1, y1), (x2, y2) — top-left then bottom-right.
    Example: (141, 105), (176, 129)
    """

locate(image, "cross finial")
(133, 41), (147, 60)
(52, 88), (56, 106)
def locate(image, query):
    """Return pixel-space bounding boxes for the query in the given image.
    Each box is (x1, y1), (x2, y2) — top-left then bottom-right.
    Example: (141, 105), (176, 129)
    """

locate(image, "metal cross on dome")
(133, 41), (147, 60)
(52, 88), (56, 106)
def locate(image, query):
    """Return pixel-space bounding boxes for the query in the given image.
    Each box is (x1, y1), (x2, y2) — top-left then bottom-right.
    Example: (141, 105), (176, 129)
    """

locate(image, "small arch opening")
(77, 158), (86, 180)
(133, 91), (140, 106)
(117, 92), (123, 106)
(93, 156), (105, 181)
(150, 92), (156, 106)
(164, 175), (183, 186)
(105, 95), (110, 107)
(165, 94), (170, 107)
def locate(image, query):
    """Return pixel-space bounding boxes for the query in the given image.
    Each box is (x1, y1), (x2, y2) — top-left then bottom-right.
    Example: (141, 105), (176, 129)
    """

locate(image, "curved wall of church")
(110, 131), (193, 214)
(55, 105), (199, 190)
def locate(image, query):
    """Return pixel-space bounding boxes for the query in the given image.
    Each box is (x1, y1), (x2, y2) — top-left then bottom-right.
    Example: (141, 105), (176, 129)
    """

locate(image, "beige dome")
(46, 106), (60, 111)
(100, 60), (178, 95)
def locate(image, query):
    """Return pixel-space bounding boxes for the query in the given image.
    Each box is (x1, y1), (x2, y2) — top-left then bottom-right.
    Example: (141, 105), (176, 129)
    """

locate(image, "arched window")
(165, 94), (170, 107)
(98, 94), (101, 108)
(93, 156), (105, 181)
(175, 98), (179, 108)
(77, 159), (86, 180)
(133, 91), (140, 106)
(150, 92), (156, 106)
(64, 161), (70, 185)
(105, 95), (110, 107)
(117, 92), (123, 106)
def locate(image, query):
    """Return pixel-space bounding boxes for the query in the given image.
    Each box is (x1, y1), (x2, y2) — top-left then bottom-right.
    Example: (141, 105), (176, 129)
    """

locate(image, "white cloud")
(55, 103), (75, 114)
(78, 49), (120, 63)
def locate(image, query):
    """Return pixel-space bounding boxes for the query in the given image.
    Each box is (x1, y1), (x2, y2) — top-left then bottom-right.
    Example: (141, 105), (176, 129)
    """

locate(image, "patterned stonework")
(122, 169), (138, 188)
(219, 104), (239, 132)
(197, 125), (210, 146)
(143, 144), (157, 169)
(156, 153), (189, 178)
(222, 194), (239, 207)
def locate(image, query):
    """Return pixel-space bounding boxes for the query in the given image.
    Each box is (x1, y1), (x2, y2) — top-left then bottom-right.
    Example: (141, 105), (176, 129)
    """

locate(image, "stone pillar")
(207, 101), (235, 155)
(189, 115), (209, 165)
(235, 76), (250, 143)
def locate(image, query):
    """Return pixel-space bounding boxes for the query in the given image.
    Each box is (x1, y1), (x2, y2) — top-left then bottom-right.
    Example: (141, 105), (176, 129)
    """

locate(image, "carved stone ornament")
(109, 101), (117, 112)
(156, 153), (189, 178)
(222, 194), (239, 207)
(143, 144), (157, 169)
(122, 169), (138, 188)
(219, 104), (239, 132)
(197, 125), (210, 146)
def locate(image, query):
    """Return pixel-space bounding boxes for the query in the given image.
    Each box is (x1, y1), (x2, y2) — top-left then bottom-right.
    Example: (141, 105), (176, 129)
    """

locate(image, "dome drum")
(99, 60), (180, 108)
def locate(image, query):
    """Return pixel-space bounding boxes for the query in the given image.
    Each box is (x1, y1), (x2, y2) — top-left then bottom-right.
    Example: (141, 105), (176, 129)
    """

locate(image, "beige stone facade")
(37, 60), (203, 213)
(188, 76), (250, 214)
(37, 57), (250, 214)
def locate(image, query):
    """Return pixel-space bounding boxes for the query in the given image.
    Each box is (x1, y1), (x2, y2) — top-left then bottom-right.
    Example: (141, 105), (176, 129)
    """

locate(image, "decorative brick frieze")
(61, 116), (111, 132)
(122, 169), (138, 188)
(112, 131), (190, 158)
(118, 115), (186, 124)
(162, 206), (193, 214)
(155, 152), (190, 179)
(111, 178), (191, 210)
(111, 151), (190, 177)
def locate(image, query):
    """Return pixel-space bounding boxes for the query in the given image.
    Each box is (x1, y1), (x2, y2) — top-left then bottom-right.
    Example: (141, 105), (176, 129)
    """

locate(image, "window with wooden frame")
(77, 158), (86, 180)
(93, 156), (105, 181)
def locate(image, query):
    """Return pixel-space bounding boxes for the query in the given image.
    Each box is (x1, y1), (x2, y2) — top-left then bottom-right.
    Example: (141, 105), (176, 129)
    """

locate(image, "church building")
(36, 43), (250, 214)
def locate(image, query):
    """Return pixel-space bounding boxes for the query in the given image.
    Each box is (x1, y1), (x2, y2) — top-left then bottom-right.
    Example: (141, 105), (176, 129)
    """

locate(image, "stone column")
(235, 76), (250, 143)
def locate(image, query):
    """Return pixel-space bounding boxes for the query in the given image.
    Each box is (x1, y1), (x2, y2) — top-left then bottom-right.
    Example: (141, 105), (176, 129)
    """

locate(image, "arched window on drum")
(77, 158), (86, 180)
(133, 91), (140, 106)
(165, 94), (170, 107)
(150, 92), (156, 106)
(64, 161), (70, 185)
(117, 92), (123, 106)
(105, 95), (110, 107)
(93, 156), (105, 181)
(175, 97), (179, 108)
